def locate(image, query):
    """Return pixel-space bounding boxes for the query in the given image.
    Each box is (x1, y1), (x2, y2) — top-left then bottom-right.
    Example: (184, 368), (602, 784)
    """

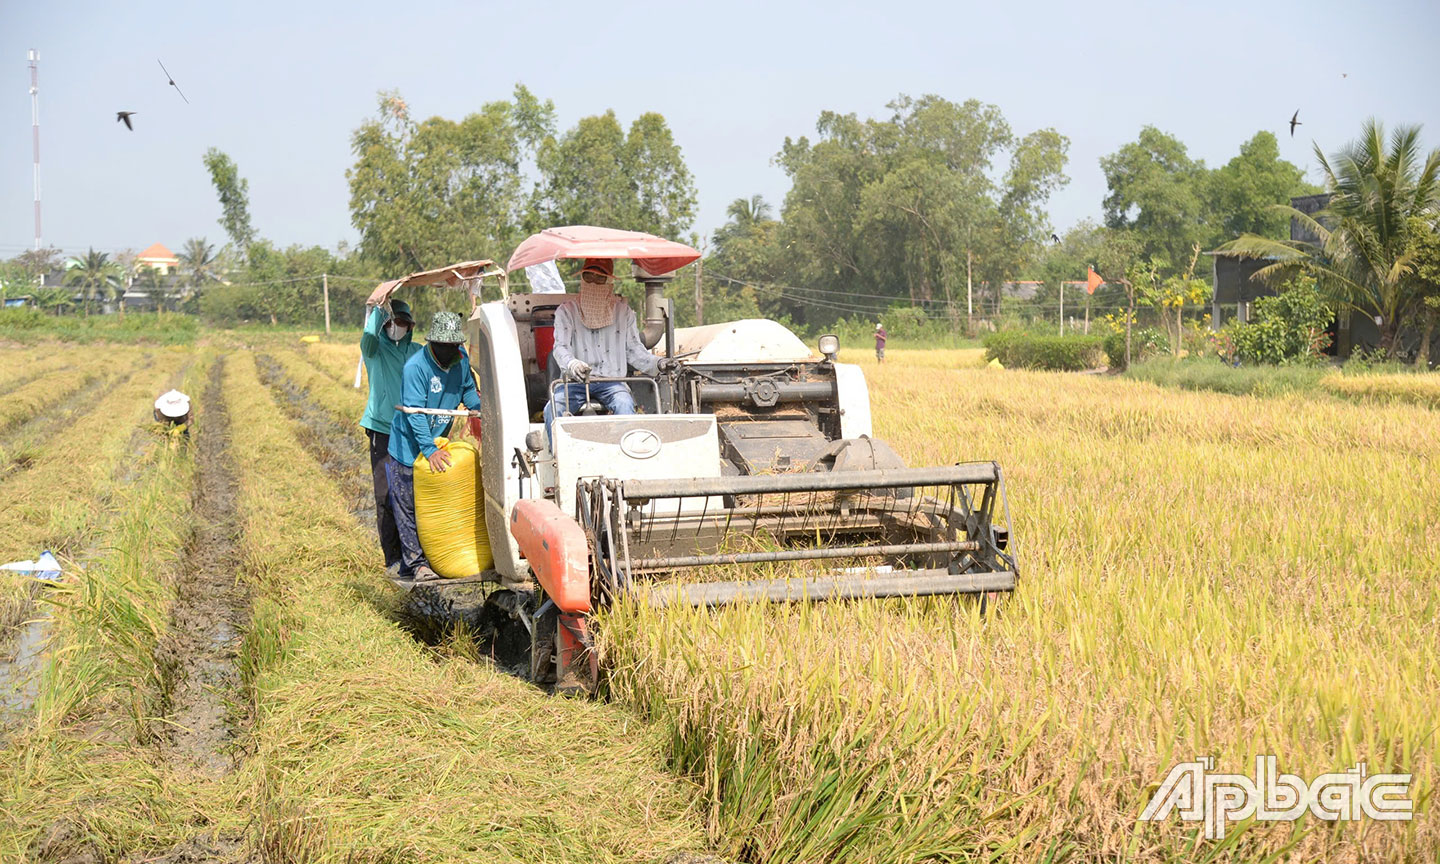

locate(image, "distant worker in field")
(545, 257), (660, 440)
(153, 389), (192, 434)
(386, 311), (482, 582)
(360, 298), (420, 573)
(875, 322), (887, 363)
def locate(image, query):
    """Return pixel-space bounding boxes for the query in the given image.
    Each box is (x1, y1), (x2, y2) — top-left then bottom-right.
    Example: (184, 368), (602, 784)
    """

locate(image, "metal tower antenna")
(28, 49), (42, 250)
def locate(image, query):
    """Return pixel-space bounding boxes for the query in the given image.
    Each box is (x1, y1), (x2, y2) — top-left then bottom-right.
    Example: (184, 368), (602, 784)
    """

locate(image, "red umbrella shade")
(506, 226), (700, 276)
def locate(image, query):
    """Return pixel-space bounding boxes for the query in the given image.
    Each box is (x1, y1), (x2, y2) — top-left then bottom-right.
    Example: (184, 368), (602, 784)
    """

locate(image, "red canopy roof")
(506, 226), (700, 276)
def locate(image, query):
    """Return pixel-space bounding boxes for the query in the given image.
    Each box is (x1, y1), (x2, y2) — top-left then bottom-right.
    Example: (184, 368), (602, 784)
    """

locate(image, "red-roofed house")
(137, 242), (180, 276)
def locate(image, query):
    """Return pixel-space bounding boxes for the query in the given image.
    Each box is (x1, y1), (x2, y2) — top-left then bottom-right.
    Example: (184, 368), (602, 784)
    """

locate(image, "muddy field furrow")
(155, 355), (250, 782)
(254, 353), (371, 522)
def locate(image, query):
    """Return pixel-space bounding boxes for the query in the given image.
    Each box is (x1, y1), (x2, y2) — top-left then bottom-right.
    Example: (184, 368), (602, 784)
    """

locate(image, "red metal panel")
(510, 498), (590, 613)
(533, 324), (555, 375)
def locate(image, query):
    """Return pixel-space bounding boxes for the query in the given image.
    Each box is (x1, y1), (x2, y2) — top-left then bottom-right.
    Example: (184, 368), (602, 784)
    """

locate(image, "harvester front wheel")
(529, 598), (558, 686)
(526, 595), (598, 694)
(554, 611), (598, 696)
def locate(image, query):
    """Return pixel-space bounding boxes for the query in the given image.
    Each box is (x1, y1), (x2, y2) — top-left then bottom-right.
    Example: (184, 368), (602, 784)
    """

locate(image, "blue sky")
(1, 0), (1437, 260)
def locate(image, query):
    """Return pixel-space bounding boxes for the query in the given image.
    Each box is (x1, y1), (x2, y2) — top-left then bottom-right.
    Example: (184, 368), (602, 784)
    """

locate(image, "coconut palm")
(727, 194), (774, 227)
(30, 285), (75, 316)
(176, 237), (220, 303)
(1220, 120), (1440, 356)
(64, 248), (122, 316)
(134, 265), (165, 312)
(114, 250), (146, 319)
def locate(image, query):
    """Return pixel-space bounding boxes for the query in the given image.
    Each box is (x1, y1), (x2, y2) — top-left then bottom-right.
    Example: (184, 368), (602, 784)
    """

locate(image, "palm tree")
(115, 250), (145, 319)
(1220, 120), (1440, 356)
(726, 194), (774, 228)
(30, 285), (75, 316)
(64, 248), (122, 317)
(176, 237), (220, 304)
(713, 195), (776, 256)
(134, 265), (164, 312)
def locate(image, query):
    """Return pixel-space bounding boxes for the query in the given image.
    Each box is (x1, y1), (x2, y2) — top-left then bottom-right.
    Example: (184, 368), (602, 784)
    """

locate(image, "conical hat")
(154, 389), (191, 418)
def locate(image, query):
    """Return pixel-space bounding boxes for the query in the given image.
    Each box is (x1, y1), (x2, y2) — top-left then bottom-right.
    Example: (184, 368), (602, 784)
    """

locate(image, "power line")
(706, 270), (1131, 319)
(708, 271), (975, 319)
(709, 272), (942, 306)
(320, 273), (382, 283)
(202, 273), (345, 289)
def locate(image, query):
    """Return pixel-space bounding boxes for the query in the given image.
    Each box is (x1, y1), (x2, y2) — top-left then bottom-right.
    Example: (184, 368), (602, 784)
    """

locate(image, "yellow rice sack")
(413, 437), (493, 577)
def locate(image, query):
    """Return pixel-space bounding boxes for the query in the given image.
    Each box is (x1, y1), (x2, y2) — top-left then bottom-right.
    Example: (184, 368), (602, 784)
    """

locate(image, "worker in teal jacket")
(386, 311), (482, 581)
(360, 299), (420, 571)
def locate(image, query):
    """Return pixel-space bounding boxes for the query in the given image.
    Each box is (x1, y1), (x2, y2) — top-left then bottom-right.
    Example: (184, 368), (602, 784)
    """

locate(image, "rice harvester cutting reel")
(459, 226), (1017, 693)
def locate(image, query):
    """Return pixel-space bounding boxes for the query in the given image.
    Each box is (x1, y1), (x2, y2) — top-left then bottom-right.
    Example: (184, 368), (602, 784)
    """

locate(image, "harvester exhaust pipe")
(632, 264), (672, 350)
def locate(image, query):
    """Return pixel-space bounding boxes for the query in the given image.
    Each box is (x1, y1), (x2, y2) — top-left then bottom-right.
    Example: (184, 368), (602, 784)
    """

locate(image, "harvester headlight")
(818, 334), (839, 360)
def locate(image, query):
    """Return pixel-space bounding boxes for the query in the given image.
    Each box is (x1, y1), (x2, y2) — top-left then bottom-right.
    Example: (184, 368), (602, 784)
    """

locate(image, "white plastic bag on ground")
(0, 550), (62, 581)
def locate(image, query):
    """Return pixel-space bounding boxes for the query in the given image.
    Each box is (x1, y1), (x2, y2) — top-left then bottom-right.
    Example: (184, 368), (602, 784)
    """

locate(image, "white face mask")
(385, 321), (408, 341)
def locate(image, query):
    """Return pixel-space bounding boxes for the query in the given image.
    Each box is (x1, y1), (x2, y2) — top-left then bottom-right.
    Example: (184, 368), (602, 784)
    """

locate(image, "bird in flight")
(1050, 233), (1061, 245)
(157, 59), (189, 104)
(116, 111), (136, 131)
(1289, 110), (1302, 137)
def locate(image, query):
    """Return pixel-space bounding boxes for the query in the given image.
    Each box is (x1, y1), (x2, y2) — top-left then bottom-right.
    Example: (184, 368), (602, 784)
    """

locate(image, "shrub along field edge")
(1127, 357), (1440, 407)
(983, 331), (1106, 371)
(0, 308), (198, 345)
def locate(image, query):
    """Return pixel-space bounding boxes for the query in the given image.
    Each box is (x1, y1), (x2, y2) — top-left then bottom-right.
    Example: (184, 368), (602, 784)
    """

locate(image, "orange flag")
(1085, 266), (1103, 295)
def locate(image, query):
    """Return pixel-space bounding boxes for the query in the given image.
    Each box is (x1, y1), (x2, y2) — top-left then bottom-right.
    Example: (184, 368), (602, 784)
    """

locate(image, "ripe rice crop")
(1322, 370), (1440, 409)
(304, 340), (366, 386)
(265, 347), (367, 426)
(2, 340), (1433, 861)
(601, 349), (1438, 862)
(220, 351), (711, 861)
(0, 352), (77, 395)
(0, 367), (101, 434)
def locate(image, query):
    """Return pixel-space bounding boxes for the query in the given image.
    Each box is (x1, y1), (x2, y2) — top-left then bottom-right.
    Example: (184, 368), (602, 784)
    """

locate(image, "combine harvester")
(376, 227), (1017, 692)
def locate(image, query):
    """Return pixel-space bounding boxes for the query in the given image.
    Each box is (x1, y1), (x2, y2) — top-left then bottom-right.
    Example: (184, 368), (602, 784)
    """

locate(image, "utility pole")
(965, 249), (973, 333)
(322, 273), (331, 334)
(694, 254), (703, 326)
(28, 49), (41, 251)
(1124, 278), (1135, 368)
(1058, 280), (1064, 336)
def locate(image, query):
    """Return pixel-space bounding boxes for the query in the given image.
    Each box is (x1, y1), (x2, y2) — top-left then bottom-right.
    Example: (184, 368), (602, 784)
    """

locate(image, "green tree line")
(5, 83), (1433, 360)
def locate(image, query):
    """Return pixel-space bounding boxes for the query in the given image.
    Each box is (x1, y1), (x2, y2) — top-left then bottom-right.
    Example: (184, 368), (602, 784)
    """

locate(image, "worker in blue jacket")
(386, 311), (482, 582)
(360, 298), (420, 572)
